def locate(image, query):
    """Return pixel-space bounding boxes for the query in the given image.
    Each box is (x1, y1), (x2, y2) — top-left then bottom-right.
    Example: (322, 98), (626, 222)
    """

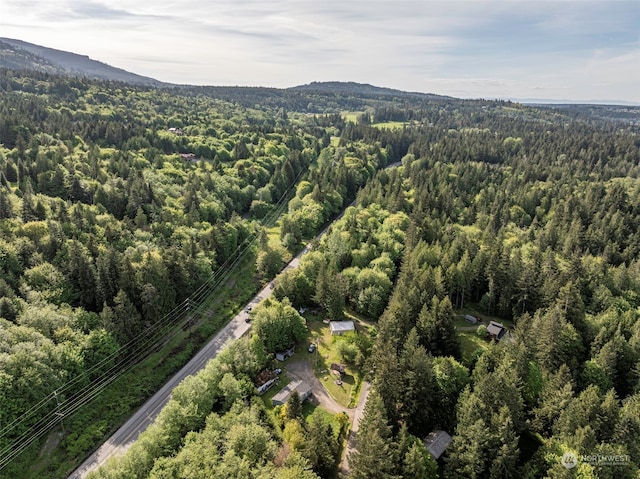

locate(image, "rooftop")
(424, 430), (453, 459)
(253, 369), (277, 387)
(271, 380), (312, 405)
(486, 321), (506, 339)
(330, 320), (355, 333)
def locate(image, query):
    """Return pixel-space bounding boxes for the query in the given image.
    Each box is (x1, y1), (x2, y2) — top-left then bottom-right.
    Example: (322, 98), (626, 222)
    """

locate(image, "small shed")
(272, 380), (312, 406)
(254, 369), (278, 395)
(424, 430), (453, 459)
(275, 344), (296, 361)
(464, 314), (478, 324)
(487, 321), (506, 341)
(330, 320), (355, 336)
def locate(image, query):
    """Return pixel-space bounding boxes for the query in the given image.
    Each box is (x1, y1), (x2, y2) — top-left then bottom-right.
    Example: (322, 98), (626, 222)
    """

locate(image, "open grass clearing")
(306, 316), (356, 407)
(305, 311), (370, 408)
(459, 330), (489, 365)
(341, 111), (364, 123)
(371, 121), (409, 130)
(454, 304), (514, 329)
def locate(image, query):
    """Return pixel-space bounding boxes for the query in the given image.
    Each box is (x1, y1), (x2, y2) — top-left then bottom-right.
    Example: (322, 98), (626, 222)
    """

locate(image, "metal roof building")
(330, 320), (355, 335)
(271, 380), (312, 406)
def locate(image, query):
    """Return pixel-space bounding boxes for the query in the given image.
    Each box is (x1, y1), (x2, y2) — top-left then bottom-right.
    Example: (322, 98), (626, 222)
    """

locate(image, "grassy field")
(459, 331), (490, 365)
(454, 315), (479, 329)
(371, 121), (409, 130)
(341, 111), (363, 123)
(341, 112), (413, 130)
(455, 304), (513, 365)
(306, 314), (359, 407)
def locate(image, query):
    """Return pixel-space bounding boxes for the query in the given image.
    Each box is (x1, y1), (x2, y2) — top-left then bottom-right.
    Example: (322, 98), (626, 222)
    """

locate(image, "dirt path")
(339, 380), (371, 476)
(285, 360), (354, 419)
(456, 325), (479, 331)
(285, 361), (371, 477)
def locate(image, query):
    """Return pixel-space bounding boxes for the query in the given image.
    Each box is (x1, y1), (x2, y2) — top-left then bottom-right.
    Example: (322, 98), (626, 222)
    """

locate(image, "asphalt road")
(69, 161), (401, 479)
(68, 278), (275, 479)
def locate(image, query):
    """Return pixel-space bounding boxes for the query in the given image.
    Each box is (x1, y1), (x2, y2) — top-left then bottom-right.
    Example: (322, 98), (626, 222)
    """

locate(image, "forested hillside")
(2, 66), (640, 479)
(0, 68), (421, 478)
(0, 39), (162, 86)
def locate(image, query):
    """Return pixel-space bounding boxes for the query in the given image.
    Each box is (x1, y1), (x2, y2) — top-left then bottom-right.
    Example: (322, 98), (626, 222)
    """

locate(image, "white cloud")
(1, 0), (639, 102)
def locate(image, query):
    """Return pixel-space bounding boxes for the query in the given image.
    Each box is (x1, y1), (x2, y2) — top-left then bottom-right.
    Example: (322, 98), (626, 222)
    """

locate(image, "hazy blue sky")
(2, 0), (639, 103)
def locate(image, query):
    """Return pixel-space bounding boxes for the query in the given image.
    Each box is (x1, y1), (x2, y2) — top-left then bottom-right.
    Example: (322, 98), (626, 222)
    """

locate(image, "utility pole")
(184, 298), (195, 334)
(53, 391), (65, 435)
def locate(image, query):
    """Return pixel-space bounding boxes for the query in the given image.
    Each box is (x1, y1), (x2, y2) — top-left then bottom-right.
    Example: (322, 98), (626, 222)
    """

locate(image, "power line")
(0, 152), (307, 471)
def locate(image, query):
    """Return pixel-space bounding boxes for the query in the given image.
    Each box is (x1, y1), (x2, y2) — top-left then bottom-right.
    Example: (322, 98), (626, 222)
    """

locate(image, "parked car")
(244, 307), (252, 313)
(308, 343), (316, 353)
(274, 368), (282, 375)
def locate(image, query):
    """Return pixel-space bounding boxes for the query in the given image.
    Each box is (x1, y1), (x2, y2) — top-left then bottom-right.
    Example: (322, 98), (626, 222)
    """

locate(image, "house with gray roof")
(486, 321), (506, 341)
(424, 430), (453, 459)
(271, 380), (312, 406)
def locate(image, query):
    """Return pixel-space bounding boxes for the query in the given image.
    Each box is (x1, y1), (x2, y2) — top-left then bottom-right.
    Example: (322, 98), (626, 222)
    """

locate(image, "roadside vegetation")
(2, 67), (640, 478)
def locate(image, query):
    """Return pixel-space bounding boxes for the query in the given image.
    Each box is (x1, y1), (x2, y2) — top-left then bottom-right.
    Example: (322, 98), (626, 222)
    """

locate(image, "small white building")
(271, 380), (312, 406)
(330, 320), (355, 336)
(254, 369), (278, 395)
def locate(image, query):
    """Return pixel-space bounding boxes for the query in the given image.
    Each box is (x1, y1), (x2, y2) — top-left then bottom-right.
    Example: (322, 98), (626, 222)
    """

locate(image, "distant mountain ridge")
(0, 38), (162, 86)
(0, 38), (454, 99)
(290, 81), (451, 100)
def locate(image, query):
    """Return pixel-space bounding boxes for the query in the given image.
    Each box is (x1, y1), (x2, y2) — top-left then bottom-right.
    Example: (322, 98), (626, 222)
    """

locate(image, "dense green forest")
(0, 68), (412, 477)
(2, 67), (640, 479)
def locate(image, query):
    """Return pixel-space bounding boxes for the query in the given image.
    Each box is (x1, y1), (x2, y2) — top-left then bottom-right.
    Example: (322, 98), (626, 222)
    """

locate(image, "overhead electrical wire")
(0, 154), (308, 471)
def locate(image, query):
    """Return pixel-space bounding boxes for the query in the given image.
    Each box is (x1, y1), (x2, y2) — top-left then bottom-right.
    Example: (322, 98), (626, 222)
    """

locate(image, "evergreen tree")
(286, 390), (302, 421)
(613, 393), (640, 464)
(370, 337), (403, 426)
(417, 296), (460, 358)
(403, 441), (438, 479)
(488, 406), (519, 479)
(103, 289), (142, 345)
(349, 390), (399, 479)
(303, 412), (338, 477)
(445, 415), (490, 479)
(0, 188), (13, 219)
(400, 328), (438, 433)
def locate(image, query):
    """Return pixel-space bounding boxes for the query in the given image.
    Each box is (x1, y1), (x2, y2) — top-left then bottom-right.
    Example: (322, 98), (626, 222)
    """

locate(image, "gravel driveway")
(285, 360), (354, 419)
